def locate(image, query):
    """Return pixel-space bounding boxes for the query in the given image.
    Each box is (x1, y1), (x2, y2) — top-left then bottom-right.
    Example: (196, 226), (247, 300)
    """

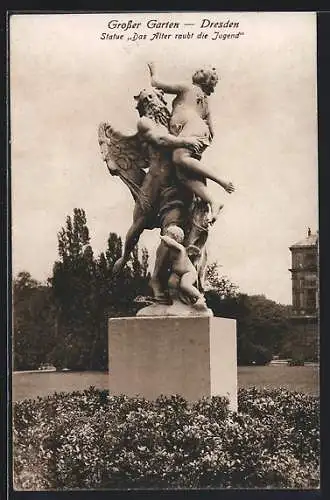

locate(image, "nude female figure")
(148, 62), (235, 223)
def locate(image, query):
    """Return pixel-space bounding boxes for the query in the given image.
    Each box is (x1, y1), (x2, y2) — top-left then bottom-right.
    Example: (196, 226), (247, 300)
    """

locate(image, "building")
(289, 228), (318, 317)
(288, 228), (319, 360)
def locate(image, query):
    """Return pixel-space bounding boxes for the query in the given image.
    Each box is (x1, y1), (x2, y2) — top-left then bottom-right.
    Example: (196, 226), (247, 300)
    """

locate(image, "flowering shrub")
(13, 387), (319, 490)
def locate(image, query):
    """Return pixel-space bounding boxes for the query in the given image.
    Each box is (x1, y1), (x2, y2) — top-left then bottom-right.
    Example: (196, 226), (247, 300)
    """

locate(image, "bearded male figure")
(98, 88), (211, 311)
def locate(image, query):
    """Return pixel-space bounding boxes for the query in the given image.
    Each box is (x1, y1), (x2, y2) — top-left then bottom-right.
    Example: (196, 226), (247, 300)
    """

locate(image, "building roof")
(290, 230), (318, 249)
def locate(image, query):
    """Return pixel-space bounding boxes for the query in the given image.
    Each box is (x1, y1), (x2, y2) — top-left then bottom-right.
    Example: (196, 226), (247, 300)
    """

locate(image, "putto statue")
(98, 63), (234, 316)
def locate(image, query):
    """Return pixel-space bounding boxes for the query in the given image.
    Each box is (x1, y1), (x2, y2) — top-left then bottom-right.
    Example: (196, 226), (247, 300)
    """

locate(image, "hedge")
(13, 387), (320, 490)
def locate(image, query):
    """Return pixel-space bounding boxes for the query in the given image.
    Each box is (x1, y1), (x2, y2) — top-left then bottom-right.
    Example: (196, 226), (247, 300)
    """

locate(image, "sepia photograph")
(10, 11), (319, 490)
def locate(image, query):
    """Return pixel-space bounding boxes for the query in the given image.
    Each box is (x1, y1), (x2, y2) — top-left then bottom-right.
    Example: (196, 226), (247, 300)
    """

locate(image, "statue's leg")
(112, 213), (146, 275)
(180, 272), (202, 302)
(173, 148), (226, 187)
(185, 179), (224, 224)
(180, 272), (208, 311)
(173, 150), (224, 224)
(150, 240), (170, 302)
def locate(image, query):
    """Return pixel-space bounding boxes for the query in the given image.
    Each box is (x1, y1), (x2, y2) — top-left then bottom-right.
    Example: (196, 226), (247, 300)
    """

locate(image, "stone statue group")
(98, 63), (235, 316)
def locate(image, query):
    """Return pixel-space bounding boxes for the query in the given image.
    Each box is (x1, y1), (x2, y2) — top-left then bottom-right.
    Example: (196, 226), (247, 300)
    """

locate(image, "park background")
(10, 12), (320, 491)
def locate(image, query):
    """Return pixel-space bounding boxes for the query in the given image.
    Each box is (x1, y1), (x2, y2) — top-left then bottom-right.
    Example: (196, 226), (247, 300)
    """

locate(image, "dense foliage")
(14, 207), (312, 371)
(13, 388), (319, 490)
(13, 272), (57, 371)
(205, 274), (293, 364)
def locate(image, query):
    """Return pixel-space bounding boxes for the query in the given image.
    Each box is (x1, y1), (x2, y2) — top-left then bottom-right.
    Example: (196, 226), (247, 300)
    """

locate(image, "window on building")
(294, 252), (303, 268)
(293, 293), (300, 310)
(305, 253), (316, 268)
(304, 274), (317, 288)
(306, 288), (316, 311)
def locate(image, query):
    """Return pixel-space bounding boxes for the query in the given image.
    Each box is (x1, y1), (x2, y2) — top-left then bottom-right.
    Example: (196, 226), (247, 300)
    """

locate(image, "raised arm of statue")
(148, 62), (189, 95)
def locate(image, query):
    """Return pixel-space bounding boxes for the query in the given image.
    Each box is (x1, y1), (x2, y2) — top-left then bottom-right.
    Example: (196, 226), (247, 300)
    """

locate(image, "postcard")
(10, 12), (319, 491)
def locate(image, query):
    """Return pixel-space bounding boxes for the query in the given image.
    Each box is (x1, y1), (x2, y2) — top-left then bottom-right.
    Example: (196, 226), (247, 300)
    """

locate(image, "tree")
(205, 262), (239, 298)
(49, 210), (152, 370)
(238, 295), (292, 352)
(236, 294), (292, 365)
(49, 208), (97, 369)
(52, 208), (94, 319)
(13, 272), (57, 370)
(204, 262), (240, 319)
(203, 266), (292, 366)
(14, 271), (39, 292)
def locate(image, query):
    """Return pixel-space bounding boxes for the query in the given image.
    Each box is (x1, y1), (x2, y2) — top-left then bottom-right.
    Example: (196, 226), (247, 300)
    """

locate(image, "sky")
(10, 12), (318, 305)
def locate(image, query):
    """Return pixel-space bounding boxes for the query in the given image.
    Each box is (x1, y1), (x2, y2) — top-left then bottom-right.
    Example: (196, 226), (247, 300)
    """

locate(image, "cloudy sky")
(10, 12), (318, 304)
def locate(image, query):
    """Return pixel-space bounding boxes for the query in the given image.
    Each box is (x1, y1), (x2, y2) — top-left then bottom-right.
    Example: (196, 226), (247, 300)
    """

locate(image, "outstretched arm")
(137, 117), (204, 154)
(217, 179), (235, 193)
(148, 62), (188, 94)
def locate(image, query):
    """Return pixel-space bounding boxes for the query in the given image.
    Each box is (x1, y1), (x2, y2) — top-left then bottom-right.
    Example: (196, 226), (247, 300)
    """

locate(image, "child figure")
(160, 225), (207, 311)
(148, 62), (235, 224)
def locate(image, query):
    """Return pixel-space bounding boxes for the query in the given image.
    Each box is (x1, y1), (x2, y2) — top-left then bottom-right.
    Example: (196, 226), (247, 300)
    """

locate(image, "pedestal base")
(136, 298), (213, 317)
(109, 316), (237, 411)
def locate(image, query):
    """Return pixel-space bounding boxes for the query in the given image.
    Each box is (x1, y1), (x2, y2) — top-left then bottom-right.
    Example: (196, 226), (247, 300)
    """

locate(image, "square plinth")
(109, 316), (237, 411)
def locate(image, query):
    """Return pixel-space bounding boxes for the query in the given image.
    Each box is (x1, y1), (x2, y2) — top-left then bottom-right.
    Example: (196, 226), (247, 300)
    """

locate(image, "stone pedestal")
(109, 316), (237, 411)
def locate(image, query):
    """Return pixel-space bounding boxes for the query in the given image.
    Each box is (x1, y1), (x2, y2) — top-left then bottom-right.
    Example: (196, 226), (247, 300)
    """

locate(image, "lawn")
(12, 364), (319, 401)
